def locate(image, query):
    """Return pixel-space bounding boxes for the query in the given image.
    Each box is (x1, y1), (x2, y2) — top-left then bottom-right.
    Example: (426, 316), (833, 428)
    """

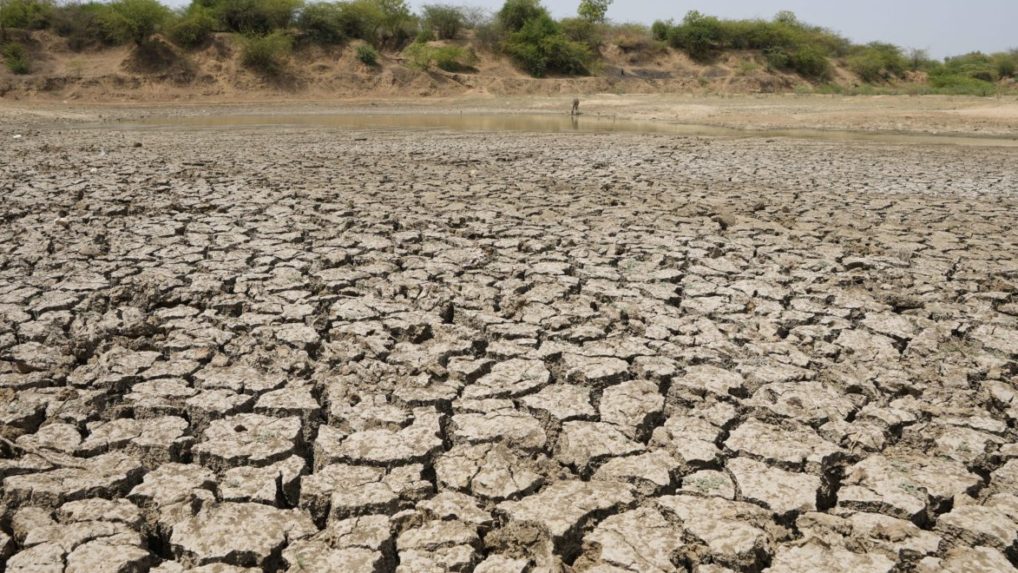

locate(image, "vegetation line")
(1, 0), (1015, 95)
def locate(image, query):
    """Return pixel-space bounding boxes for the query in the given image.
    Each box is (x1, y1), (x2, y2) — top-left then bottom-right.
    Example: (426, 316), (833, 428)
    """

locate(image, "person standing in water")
(571, 98), (580, 116)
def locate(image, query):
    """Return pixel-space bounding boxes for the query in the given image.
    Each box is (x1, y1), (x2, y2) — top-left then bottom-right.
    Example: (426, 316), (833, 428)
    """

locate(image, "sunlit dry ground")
(1, 98), (1017, 572)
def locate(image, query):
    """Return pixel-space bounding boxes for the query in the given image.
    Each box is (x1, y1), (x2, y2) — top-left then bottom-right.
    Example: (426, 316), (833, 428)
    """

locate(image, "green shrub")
(297, 2), (346, 44)
(992, 51), (1017, 79)
(404, 41), (475, 71)
(168, 6), (215, 48)
(559, 16), (601, 52)
(241, 30), (291, 75)
(355, 41), (377, 64)
(206, 0), (301, 34)
(666, 10), (723, 61)
(787, 45), (830, 80)
(497, 0), (544, 33)
(372, 0), (415, 48)
(50, 2), (116, 50)
(927, 72), (997, 95)
(649, 19), (669, 42)
(334, 0), (383, 43)
(101, 0), (171, 45)
(846, 42), (907, 82)
(414, 26), (433, 43)
(503, 11), (590, 76)
(421, 4), (463, 40)
(0, 0), (53, 31)
(2, 41), (30, 73)
(653, 10), (847, 77)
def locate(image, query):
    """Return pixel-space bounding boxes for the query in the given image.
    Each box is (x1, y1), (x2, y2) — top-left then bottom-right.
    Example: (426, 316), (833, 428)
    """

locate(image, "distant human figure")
(571, 98), (580, 116)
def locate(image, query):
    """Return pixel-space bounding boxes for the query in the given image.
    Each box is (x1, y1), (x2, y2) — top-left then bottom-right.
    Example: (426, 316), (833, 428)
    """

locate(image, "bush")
(355, 41), (376, 64)
(559, 16), (601, 52)
(503, 11), (590, 76)
(0, 0), (53, 31)
(241, 30), (291, 75)
(927, 72), (997, 95)
(50, 2), (115, 50)
(334, 0), (384, 43)
(787, 45), (830, 80)
(497, 0), (544, 33)
(372, 0), (415, 48)
(846, 42), (907, 82)
(297, 2), (347, 44)
(421, 4), (463, 40)
(404, 41), (475, 71)
(649, 19), (669, 42)
(473, 20), (501, 52)
(666, 10), (723, 61)
(207, 0), (301, 35)
(2, 41), (30, 73)
(992, 51), (1017, 79)
(101, 0), (171, 45)
(414, 26), (433, 43)
(653, 10), (847, 78)
(168, 6), (215, 48)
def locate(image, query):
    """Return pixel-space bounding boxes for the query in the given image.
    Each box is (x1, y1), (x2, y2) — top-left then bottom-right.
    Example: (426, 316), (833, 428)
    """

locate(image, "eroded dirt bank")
(1, 111), (1017, 572)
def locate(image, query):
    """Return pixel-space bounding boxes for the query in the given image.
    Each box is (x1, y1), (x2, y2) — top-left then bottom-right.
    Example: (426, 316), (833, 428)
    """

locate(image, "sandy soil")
(4, 93), (1018, 136)
(1, 101), (1017, 572)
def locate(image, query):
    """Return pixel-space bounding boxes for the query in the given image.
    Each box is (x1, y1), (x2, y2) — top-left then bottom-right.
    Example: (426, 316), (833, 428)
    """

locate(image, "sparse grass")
(736, 59), (759, 76)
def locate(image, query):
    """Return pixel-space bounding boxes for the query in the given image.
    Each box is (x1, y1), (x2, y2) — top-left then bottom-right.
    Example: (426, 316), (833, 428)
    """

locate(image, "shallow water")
(125, 112), (1018, 147)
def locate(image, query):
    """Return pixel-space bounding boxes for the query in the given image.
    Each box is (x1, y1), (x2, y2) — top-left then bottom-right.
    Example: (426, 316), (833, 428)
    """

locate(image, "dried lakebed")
(1, 119), (1017, 573)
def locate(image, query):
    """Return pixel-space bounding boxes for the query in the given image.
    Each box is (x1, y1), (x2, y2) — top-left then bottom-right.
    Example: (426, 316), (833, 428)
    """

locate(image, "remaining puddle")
(125, 112), (1018, 147)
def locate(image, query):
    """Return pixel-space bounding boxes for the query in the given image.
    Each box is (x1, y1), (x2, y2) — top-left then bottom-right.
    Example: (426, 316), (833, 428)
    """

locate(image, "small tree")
(421, 4), (464, 40)
(497, 0), (545, 33)
(102, 0), (171, 45)
(907, 48), (930, 71)
(577, 0), (610, 24)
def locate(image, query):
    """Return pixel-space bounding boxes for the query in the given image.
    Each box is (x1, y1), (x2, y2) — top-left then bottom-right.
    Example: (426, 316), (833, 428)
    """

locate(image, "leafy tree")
(576, 0), (609, 24)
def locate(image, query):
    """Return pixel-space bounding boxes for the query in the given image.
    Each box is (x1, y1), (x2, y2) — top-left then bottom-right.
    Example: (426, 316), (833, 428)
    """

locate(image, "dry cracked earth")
(1, 117), (1018, 573)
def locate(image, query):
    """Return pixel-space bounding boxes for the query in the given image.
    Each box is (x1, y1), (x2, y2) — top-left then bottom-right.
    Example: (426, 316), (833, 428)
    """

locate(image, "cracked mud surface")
(1, 114), (1018, 573)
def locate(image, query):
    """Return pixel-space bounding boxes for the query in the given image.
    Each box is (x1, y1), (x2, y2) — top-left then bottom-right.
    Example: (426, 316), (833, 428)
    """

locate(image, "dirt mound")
(0, 30), (830, 102)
